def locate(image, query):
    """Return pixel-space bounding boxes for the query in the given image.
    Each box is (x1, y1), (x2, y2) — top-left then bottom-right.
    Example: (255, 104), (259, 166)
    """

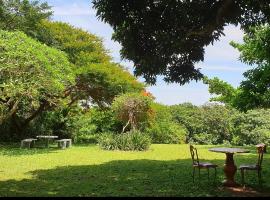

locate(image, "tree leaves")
(93, 0), (270, 84)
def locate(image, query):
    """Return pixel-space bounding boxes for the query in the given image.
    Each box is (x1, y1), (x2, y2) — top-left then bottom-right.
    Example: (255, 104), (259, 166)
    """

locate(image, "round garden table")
(209, 147), (250, 187)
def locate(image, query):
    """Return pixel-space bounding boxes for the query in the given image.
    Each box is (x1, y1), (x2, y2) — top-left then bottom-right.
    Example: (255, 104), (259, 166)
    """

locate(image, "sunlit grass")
(0, 143), (269, 197)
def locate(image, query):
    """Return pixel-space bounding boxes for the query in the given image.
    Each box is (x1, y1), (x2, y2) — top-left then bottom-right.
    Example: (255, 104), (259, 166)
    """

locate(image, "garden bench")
(56, 139), (72, 149)
(20, 138), (37, 149)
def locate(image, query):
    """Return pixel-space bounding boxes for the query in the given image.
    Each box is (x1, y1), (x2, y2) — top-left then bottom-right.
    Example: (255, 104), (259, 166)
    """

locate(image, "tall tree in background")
(0, 30), (75, 132)
(37, 21), (145, 108)
(93, 0), (270, 85)
(204, 25), (270, 111)
(0, 0), (52, 37)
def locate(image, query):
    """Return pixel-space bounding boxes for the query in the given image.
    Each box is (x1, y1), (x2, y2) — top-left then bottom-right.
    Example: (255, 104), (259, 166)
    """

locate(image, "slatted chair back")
(190, 145), (199, 165)
(257, 146), (264, 169)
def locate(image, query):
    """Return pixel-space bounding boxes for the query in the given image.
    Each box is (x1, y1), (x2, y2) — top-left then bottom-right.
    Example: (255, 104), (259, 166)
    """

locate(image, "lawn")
(0, 143), (269, 197)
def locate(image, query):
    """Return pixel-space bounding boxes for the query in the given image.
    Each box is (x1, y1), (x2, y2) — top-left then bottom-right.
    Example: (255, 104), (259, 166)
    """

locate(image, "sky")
(44, 0), (252, 106)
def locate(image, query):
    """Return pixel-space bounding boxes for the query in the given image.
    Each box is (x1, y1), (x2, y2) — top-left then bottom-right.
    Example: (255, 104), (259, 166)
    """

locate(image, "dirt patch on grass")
(220, 186), (270, 197)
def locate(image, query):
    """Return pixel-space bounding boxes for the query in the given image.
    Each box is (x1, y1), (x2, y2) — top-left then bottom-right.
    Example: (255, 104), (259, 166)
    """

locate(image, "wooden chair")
(239, 146), (264, 185)
(189, 145), (218, 183)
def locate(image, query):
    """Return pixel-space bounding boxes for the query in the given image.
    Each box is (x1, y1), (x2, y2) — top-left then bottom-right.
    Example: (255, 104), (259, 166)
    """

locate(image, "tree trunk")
(122, 119), (130, 133)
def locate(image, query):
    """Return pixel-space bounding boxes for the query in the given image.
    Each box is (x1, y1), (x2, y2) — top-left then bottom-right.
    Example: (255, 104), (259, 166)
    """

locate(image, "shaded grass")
(0, 144), (269, 197)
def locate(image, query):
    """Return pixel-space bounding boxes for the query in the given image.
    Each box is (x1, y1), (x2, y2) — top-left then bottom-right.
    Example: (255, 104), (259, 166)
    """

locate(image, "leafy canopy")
(0, 30), (75, 127)
(93, 0), (270, 85)
(204, 25), (270, 111)
(0, 0), (52, 38)
(112, 92), (154, 132)
(37, 21), (145, 107)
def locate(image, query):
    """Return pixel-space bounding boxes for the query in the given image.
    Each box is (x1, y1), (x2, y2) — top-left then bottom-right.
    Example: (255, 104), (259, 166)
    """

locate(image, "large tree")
(36, 21), (145, 107)
(0, 30), (75, 132)
(93, 0), (270, 85)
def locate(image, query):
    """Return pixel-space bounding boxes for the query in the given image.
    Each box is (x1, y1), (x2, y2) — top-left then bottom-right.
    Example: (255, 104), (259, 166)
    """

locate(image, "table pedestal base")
(222, 180), (240, 187)
(223, 153), (238, 187)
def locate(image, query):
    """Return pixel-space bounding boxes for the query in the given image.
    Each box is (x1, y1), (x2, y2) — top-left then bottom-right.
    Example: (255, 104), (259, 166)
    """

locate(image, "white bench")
(55, 139), (72, 149)
(20, 138), (37, 149)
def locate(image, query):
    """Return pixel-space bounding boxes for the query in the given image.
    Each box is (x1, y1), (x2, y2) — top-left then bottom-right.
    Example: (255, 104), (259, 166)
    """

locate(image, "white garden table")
(36, 135), (58, 148)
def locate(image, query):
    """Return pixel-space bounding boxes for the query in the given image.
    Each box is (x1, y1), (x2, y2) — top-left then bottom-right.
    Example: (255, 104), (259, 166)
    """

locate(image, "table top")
(36, 135), (58, 139)
(209, 147), (250, 154)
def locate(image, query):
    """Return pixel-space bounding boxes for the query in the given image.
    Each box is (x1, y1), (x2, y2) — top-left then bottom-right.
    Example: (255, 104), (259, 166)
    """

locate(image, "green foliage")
(146, 122), (186, 144)
(37, 21), (145, 107)
(231, 26), (270, 111)
(170, 103), (204, 141)
(146, 103), (187, 144)
(205, 25), (270, 111)
(85, 108), (122, 133)
(231, 109), (270, 146)
(203, 76), (238, 107)
(170, 103), (235, 145)
(0, 30), (75, 136)
(231, 25), (270, 66)
(76, 63), (145, 107)
(37, 20), (110, 64)
(0, 0), (52, 38)
(93, 0), (270, 84)
(68, 107), (122, 144)
(191, 133), (219, 145)
(112, 93), (154, 132)
(98, 131), (151, 151)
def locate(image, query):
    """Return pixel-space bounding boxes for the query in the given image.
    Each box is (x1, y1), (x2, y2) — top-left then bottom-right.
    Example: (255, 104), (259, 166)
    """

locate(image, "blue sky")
(44, 0), (251, 106)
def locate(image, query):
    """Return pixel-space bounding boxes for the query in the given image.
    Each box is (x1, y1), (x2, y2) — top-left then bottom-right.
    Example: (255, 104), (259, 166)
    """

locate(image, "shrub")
(98, 131), (151, 151)
(67, 108), (122, 144)
(112, 93), (154, 132)
(146, 122), (187, 144)
(74, 133), (100, 144)
(148, 103), (187, 144)
(170, 103), (235, 144)
(232, 109), (270, 145)
(192, 133), (219, 145)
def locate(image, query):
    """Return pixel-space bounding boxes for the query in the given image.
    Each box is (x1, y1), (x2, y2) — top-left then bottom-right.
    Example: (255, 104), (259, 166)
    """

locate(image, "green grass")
(0, 143), (270, 197)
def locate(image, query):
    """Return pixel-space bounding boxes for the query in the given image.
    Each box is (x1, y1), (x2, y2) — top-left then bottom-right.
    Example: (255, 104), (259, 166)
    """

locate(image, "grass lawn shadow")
(0, 157), (270, 197)
(0, 143), (61, 157)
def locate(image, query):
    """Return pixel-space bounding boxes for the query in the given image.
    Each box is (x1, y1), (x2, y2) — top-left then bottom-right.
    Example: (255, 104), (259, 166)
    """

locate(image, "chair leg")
(241, 169), (245, 185)
(214, 167), (217, 182)
(192, 167), (195, 183)
(258, 170), (262, 185)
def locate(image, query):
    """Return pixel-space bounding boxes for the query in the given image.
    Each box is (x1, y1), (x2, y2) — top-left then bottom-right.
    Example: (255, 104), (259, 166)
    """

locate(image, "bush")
(74, 133), (100, 144)
(98, 131), (151, 151)
(68, 107), (122, 144)
(170, 103), (235, 144)
(232, 109), (270, 146)
(148, 103), (187, 144)
(192, 133), (219, 145)
(146, 122), (187, 144)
